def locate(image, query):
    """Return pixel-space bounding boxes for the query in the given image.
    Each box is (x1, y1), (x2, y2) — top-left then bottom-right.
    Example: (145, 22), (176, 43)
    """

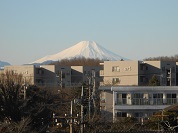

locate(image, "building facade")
(100, 60), (176, 86)
(99, 86), (178, 122)
(71, 66), (102, 87)
(3, 65), (101, 88)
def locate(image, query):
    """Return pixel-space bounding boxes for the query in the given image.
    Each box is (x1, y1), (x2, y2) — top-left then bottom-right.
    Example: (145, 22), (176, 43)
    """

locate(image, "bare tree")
(52, 57), (102, 66)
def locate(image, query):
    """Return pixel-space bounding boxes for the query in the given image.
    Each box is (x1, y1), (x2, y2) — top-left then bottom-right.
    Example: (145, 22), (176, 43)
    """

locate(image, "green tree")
(149, 75), (160, 86)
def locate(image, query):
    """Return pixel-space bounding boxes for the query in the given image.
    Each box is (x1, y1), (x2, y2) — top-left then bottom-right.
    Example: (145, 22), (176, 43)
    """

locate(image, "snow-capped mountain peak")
(32, 41), (127, 64)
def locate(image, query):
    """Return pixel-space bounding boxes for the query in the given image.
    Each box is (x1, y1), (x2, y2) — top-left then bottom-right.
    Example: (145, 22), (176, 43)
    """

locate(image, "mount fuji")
(32, 41), (128, 64)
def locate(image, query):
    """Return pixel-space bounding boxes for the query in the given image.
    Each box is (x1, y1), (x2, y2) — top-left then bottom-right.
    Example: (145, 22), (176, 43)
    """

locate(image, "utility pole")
(69, 101), (73, 133)
(24, 77), (26, 100)
(81, 86), (84, 133)
(91, 70), (97, 119)
(88, 77), (91, 121)
(60, 70), (63, 89)
(170, 68), (172, 86)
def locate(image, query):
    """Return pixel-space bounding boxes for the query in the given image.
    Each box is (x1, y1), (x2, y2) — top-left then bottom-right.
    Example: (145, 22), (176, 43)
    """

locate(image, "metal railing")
(115, 98), (178, 105)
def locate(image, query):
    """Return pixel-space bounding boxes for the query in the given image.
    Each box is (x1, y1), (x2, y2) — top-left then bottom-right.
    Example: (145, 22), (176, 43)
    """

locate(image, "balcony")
(115, 98), (178, 106)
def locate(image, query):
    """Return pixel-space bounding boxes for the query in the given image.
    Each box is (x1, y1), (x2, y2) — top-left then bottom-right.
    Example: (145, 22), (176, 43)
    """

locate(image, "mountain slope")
(0, 60), (10, 68)
(32, 41), (127, 64)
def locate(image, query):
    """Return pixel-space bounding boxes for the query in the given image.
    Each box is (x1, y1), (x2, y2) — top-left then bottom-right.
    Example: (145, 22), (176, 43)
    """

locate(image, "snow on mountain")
(0, 60), (11, 68)
(32, 41), (128, 64)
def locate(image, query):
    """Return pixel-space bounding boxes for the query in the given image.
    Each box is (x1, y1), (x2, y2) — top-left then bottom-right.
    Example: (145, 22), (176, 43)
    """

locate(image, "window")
(101, 91), (106, 103)
(62, 83), (65, 88)
(117, 93), (127, 105)
(66, 71), (70, 75)
(162, 67), (165, 72)
(140, 76), (144, 82)
(172, 67), (175, 73)
(132, 93), (144, 105)
(100, 106), (106, 110)
(112, 78), (120, 84)
(62, 73), (65, 78)
(167, 93), (176, 104)
(112, 66), (120, 72)
(153, 93), (163, 105)
(36, 69), (44, 74)
(12, 70), (17, 74)
(117, 112), (127, 117)
(146, 66), (148, 70)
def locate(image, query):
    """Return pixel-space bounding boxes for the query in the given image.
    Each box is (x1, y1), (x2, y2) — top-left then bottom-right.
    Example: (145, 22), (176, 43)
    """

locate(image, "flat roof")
(99, 86), (178, 93)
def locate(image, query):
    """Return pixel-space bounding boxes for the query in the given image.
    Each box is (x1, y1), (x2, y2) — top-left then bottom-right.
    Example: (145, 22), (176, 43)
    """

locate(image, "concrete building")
(5, 65), (36, 84)
(100, 60), (176, 86)
(71, 66), (102, 87)
(3, 65), (101, 88)
(99, 86), (178, 122)
(3, 65), (72, 88)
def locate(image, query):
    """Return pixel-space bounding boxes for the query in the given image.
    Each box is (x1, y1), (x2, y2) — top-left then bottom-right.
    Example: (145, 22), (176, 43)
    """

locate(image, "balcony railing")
(167, 98), (177, 104)
(115, 98), (178, 105)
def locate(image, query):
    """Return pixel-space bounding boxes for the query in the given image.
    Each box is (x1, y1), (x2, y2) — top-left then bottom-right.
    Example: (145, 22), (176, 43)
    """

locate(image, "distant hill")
(0, 60), (10, 68)
(144, 54), (178, 61)
(31, 41), (128, 64)
(52, 57), (102, 66)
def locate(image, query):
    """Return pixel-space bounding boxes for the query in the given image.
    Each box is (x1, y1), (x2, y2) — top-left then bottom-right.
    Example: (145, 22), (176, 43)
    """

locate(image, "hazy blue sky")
(0, 0), (178, 65)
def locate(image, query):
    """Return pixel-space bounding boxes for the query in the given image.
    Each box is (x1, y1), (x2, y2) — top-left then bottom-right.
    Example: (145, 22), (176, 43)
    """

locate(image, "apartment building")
(35, 65), (72, 88)
(3, 65), (101, 88)
(99, 86), (178, 122)
(99, 60), (178, 122)
(100, 60), (176, 86)
(71, 66), (102, 87)
(5, 65), (36, 84)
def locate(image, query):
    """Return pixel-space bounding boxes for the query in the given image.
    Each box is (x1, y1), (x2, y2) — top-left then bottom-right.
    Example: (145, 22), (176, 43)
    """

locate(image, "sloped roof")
(164, 103), (178, 112)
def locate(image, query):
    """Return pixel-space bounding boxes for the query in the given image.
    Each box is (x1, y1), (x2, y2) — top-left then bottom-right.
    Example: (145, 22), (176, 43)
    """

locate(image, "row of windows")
(116, 98), (177, 105)
(117, 93), (176, 99)
(116, 93), (177, 105)
(112, 66), (176, 73)
(116, 112), (152, 118)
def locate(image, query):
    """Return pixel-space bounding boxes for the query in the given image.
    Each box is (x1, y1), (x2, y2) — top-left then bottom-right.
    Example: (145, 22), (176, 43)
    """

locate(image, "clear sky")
(0, 0), (178, 65)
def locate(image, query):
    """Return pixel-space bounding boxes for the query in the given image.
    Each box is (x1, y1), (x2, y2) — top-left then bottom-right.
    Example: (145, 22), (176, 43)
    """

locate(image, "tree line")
(51, 57), (102, 66)
(144, 54), (178, 61)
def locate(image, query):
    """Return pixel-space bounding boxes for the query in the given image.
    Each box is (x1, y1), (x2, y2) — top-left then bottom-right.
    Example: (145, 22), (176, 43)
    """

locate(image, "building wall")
(101, 61), (139, 86)
(160, 61), (176, 86)
(71, 66), (83, 86)
(4, 65), (35, 84)
(99, 86), (178, 122)
(3, 65), (101, 88)
(55, 66), (71, 88)
(100, 60), (177, 86)
(143, 61), (176, 86)
(100, 90), (113, 121)
(35, 65), (56, 87)
(71, 66), (102, 87)
(176, 62), (178, 85)
(83, 66), (102, 87)
(4, 65), (72, 88)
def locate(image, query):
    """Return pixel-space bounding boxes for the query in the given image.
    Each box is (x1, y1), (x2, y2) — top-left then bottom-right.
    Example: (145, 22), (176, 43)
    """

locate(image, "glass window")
(112, 78), (120, 84)
(117, 112), (127, 117)
(162, 67), (165, 72)
(112, 66), (120, 72)
(167, 93), (176, 104)
(116, 93), (127, 105)
(101, 91), (105, 103)
(153, 93), (163, 105)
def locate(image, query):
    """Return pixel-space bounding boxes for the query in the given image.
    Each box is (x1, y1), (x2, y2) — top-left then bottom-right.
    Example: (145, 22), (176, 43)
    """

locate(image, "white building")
(99, 86), (178, 122)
